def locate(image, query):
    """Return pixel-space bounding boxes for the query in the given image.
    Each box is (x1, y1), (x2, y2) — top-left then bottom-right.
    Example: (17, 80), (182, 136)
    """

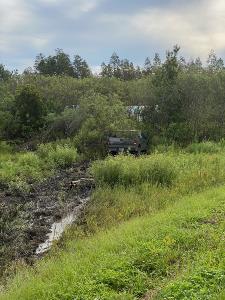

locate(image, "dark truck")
(108, 130), (147, 155)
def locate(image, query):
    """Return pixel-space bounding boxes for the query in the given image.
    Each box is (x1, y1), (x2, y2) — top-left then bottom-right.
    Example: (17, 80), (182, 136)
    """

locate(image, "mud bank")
(0, 162), (94, 278)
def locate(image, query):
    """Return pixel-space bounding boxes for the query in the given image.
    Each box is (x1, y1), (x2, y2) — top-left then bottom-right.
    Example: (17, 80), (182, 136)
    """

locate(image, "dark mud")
(0, 162), (94, 278)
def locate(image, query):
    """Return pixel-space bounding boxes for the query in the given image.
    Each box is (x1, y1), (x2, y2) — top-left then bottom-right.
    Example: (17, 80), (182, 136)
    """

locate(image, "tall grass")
(0, 142), (78, 191)
(81, 151), (225, 233)
(185, 141), (221, 154)
(37, 143), (77, 167)
(92, 154), (177, 187)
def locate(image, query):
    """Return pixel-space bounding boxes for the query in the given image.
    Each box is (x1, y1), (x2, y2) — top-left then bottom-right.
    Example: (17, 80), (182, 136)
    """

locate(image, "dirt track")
(0, 162), (94, 278)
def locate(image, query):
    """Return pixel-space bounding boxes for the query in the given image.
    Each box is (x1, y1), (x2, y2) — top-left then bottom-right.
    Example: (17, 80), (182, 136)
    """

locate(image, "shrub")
(0, 142), (78, 191)
(47, 145), (77, 167)
(36, 143), (54, 159)
(165, 122), (194, 145)
(15, 84), (45, 134)
(0, 152), (43, 189)
(37, 143), (77, 167)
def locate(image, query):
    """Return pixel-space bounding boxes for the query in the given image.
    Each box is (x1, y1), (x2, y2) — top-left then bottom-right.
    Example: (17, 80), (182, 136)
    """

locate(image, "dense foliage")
(1, 46), (225, 154)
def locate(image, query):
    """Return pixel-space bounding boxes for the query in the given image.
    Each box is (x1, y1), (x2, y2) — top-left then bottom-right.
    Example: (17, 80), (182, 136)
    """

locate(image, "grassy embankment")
(1, 141), (225, 299)
(0, 141), (78, 191)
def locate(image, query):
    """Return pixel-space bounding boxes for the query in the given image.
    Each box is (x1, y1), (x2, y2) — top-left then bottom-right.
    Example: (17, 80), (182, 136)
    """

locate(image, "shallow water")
(36, 197), (90, 255)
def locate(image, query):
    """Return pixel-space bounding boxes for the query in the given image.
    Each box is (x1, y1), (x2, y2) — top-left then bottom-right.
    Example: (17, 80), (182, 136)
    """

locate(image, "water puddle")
(36, 197), (90, 255)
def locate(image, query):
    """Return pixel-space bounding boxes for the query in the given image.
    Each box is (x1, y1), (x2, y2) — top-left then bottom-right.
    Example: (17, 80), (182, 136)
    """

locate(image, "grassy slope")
(1, 185), (225, 300)
(80, 152), (225, 234)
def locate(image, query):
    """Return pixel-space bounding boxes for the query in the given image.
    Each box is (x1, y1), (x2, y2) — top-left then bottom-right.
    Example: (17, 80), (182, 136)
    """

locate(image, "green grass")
(1, 148), (225, 299)
(91, 154), (177, 187)
(0, 142), (78, 191)
(1, 186), (225, 300)
(83, 152), (225, 233)
(185, 140), (225, 154)
(185, 141), (221, 154)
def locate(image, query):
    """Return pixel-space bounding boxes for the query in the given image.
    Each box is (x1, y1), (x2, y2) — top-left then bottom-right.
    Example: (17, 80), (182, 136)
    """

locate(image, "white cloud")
(38, 0), (100, 9)
(0, 0), (30, 32)
(0, 0), (51, 54)
(31, 37), (49, 49)
(1, 0), (225, 70)
(0, 0), (102, 53)
(100, 0), (225, 58)
(38, 0), (102, 17)
(65, 0), (103, 19)
(0, 0), (36, 40)
(0, 0), (35, 52)
(38, 0), (64, 4)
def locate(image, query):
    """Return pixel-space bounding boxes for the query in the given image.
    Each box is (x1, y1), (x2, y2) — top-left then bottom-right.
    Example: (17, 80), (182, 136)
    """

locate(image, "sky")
(0, 0), (225, 72)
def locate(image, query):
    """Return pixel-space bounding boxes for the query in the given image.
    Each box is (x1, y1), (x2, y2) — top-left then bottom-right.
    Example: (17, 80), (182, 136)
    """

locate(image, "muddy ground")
(0, 162), (94, 278)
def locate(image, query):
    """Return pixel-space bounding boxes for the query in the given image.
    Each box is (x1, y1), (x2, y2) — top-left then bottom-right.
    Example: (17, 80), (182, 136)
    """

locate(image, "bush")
(165, 122), (194, 145)
(37, 143), (78, 167)
(0, 142), (78, 191)
(0, 152), (43, 190)
(47, 145), (77, 167)
(15, 84), (45, 134)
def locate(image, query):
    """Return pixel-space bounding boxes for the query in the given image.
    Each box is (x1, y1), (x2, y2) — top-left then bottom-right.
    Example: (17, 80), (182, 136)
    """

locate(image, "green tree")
(188, 57), (203, 73)
(143, 57), (152, 76)
(0, 64), (11, 81)
(15, 85), (45, 135)
(143, 46), (183, 142)
(34, 49), (74, 76)
(109, 52), (121, 78)
(120, 59), (137, 80)
(101, 62), (113, 77)
(207, 50), (224, 72)
(152, 53), (161, 71)
(101, 53), (140, 80)
(0, 83), (15, 138)
(75, 93), (133, 157)
(73, 55), (92, 79)
(45, 108), (82, 140)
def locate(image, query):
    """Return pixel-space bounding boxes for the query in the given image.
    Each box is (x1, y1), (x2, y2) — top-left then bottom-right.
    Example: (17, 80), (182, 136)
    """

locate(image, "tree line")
(2, 46), (225, 80)
(1, 46), (225, 157)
